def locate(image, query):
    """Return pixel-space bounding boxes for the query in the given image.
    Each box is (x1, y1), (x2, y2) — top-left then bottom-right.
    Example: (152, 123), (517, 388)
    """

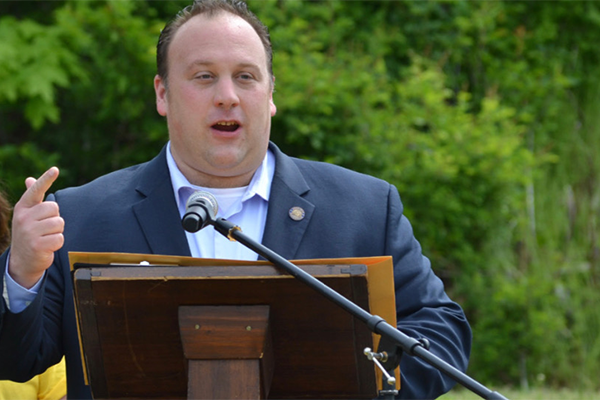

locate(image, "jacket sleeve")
(384, 184), (472, 399)
(0, 235), (65, 382)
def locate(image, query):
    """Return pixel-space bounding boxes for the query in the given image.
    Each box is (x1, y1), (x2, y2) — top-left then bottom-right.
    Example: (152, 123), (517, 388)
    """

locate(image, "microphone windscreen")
(186, 191), (219, 218)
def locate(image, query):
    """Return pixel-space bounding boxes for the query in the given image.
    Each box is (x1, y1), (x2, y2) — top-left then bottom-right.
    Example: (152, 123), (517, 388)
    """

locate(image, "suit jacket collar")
(261, 142), (315, 260)
(132, 145), (192, 257)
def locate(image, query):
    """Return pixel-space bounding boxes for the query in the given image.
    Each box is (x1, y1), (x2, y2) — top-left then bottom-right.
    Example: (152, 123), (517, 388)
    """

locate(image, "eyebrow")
(188, 60), (262, 72)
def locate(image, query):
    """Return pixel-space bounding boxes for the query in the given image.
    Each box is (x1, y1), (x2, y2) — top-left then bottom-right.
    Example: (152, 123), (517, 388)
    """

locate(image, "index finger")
(21, 167), (60, 207)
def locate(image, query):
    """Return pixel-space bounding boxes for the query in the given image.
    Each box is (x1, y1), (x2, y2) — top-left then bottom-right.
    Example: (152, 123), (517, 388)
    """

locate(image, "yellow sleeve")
(37, 358), (67, 400)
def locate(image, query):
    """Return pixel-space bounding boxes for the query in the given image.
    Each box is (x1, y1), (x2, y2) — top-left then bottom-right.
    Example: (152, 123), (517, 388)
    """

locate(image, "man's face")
(154, 12), (276, 188)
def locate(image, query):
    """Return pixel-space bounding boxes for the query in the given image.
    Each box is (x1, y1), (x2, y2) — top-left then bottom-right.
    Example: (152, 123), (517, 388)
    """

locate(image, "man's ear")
(154, 75), (168, 117)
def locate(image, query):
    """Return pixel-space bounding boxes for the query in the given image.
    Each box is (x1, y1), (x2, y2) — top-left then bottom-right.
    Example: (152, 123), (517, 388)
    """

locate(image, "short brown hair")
(0, 191), (11, 252)
(156, 0), (273, 86)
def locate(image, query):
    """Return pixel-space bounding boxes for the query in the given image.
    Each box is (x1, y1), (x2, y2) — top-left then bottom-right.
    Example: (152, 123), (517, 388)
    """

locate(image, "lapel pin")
(288, 206), (305, 221)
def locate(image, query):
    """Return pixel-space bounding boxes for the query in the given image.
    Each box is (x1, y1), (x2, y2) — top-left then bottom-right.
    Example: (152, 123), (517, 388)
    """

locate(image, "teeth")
(216, 121), (237, 126)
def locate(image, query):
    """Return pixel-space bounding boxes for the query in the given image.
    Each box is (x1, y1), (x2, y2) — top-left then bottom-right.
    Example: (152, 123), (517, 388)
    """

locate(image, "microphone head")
(186, 191), (219, 219)
(182, 191), (219, 233)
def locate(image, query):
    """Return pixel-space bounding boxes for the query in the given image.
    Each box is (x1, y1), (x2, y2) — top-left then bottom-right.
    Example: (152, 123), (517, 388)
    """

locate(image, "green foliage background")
(1, 0), (599, 391)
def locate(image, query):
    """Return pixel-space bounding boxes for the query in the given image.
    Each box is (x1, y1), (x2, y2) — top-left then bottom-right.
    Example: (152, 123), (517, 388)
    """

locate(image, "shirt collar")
(166, 141), (275, 213)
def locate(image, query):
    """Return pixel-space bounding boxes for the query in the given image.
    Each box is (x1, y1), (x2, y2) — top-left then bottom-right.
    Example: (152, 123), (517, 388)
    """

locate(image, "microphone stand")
(208, 217), (509, 400)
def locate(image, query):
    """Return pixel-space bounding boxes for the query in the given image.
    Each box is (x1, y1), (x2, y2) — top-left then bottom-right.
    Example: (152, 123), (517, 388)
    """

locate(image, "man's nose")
(213, 78), (240, 109)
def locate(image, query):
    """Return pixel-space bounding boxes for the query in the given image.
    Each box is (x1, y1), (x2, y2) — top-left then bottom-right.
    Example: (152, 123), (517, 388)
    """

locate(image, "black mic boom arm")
(208, 217), (509, 400)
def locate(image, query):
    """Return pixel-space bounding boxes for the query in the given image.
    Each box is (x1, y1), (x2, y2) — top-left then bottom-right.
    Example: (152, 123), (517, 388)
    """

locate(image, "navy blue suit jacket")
(0, 143), (471, 399)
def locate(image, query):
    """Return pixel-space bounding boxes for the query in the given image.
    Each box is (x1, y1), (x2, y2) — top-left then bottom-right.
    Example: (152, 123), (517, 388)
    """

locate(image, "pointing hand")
(8, 167), (65, 289)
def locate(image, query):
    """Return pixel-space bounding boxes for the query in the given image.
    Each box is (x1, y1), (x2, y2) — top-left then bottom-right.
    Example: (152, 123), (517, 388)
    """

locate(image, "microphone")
(182, 191), (218, 233)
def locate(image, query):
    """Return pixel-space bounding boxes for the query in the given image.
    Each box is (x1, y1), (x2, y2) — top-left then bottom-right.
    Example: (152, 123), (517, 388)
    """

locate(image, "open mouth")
(212, 121), (240, 132)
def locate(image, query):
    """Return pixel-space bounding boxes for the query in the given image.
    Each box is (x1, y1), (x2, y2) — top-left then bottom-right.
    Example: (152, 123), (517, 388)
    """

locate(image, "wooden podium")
(71, 252), (399, 399)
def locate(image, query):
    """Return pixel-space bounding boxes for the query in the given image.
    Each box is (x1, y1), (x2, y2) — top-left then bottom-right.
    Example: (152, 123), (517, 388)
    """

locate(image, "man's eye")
(196, 74), (212, 80)
(238, 73), (253, 80)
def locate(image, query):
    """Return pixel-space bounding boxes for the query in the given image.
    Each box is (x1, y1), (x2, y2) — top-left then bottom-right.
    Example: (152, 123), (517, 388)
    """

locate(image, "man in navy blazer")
(0, 1), (471, 399)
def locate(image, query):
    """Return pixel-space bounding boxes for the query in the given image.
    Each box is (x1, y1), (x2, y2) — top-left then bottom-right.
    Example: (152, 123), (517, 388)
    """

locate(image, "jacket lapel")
(261, 143), (315, 260)
(132, 147), (192, 257)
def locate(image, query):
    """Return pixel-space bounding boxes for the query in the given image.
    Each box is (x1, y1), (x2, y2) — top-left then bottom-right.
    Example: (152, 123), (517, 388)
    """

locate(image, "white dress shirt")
(166, 141), (274, 260)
